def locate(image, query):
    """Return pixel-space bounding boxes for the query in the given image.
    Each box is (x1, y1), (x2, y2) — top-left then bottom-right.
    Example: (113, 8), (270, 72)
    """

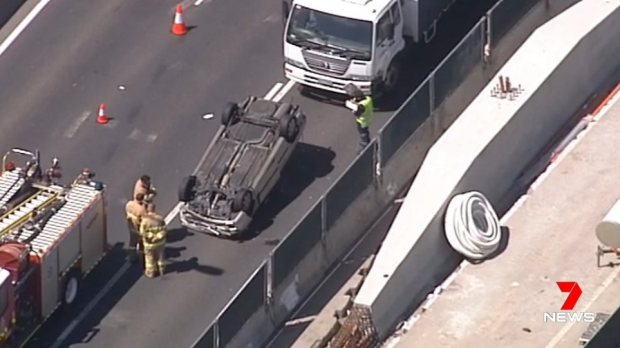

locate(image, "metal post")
(374, 137), (382, 184)
(483, 16), (492, 65)
(320, 198), (327, 244)
(429, 73), (435, 113)
(214, 320), (220, 348)
(266, 256), (274, 305)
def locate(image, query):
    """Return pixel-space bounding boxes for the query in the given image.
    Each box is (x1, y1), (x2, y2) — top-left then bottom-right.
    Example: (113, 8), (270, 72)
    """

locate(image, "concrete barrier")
(216, 0), (581, 346)
(355, 0), (620, 340)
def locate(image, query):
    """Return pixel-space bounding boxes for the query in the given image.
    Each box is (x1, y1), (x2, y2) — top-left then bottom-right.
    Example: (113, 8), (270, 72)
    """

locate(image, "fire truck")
(0, 148), (108, 347)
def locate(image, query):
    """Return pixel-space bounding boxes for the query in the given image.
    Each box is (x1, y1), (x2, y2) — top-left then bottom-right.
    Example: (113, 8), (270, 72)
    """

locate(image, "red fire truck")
(0, 148), (108, 347)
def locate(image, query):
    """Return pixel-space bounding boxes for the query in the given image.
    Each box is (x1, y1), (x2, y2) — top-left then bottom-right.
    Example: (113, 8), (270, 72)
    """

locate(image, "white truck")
(282, 0), (457, 100)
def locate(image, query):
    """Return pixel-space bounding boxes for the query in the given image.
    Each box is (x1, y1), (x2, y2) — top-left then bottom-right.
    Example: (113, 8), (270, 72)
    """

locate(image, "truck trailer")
(0, 148), (108, 348)
(282, 0), (457, 99)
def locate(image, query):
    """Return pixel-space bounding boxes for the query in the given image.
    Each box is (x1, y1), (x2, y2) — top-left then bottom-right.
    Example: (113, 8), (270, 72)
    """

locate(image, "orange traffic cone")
(96, 104), (109, 124)
(171, 5), (187, 36)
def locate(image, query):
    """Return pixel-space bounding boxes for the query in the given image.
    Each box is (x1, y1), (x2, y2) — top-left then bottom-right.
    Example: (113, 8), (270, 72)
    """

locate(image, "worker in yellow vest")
(139, 206), (167, 278)
(125, 193), (147, 263)
(344, 84), (373, 154)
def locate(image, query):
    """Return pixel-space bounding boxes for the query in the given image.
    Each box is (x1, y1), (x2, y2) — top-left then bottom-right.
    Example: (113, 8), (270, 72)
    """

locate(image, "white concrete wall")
(356, 0), (620, 339)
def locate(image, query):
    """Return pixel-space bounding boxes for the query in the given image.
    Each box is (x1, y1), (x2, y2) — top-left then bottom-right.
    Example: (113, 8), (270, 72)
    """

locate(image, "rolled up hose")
(444, 191), (501, 260)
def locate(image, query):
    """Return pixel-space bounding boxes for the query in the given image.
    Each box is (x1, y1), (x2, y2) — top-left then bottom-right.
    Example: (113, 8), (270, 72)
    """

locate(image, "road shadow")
(164, 227), (223, 276)
(23, 242), (224, 348)
(167, 227), (195, 244)
(166, 256), (225, 275)
(238, 143), (336, 241)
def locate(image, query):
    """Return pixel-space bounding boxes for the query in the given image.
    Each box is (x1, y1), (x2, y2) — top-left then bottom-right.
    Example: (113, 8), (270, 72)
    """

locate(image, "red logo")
(556, 282), (582, 310)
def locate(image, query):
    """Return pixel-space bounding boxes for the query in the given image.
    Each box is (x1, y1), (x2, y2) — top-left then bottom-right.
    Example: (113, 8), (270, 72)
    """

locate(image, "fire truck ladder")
(0, 170), (25, 209)
(15, 184), (99, 252)
(0, 187), (60, 236)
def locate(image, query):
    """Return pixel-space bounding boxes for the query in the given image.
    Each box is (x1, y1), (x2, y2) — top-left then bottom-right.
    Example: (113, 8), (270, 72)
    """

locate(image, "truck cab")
(283, 0), (409, 98)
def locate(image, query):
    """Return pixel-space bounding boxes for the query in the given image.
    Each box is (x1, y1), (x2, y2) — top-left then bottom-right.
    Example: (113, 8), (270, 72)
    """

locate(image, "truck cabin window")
(376, 10), (396, 45)
(286, 5), (372, 61)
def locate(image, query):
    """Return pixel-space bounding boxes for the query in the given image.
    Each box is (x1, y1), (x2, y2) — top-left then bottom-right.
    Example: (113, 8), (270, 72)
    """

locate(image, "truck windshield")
(286, 5), (372, 61)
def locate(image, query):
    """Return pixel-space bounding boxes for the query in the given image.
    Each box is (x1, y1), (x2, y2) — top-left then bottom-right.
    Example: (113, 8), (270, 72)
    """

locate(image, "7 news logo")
(543, 282), (595, 323)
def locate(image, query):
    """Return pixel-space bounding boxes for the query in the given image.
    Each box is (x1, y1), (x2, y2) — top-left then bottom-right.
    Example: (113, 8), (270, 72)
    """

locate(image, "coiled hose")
(444, 191), (502, 260)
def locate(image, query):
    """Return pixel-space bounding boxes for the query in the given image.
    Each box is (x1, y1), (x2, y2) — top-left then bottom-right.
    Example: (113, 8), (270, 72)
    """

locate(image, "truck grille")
(302, 50), (350, 76)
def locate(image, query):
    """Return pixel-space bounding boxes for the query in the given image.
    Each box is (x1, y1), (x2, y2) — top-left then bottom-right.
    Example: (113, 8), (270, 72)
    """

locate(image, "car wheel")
(279, 114), (300, 143)
(221, 102), (240, 126)
(232, 189), (255, 215)
(62, 268), (81, 307)
(178, 176), (197, 202)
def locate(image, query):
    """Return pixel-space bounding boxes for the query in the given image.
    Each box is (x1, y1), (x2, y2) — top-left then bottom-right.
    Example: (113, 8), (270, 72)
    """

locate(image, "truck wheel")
(232, 189), (255, 215)
(384, 58), (400, 92)
(178, 176), (197, 202)
(221, 102), (240, 126)
(279, 114), (300, 142)
(62, 268), (81, 307)
(373, 58), (401, 103)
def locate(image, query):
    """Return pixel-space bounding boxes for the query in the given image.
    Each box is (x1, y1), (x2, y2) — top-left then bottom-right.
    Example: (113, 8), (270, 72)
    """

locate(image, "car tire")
(279, 114), (300, 143)
(62, 268), (81, 307)
(221, 102), (240, 126)
(232, 189), (255, 215)
(178, 176), (197, 202)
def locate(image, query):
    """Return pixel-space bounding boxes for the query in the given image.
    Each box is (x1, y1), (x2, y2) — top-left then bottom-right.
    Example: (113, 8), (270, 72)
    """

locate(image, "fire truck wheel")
(62, 269), (81, 306)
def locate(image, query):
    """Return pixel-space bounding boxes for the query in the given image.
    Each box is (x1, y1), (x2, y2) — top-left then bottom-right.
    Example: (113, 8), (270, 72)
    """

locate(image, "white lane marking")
(264, 82), (283, 100)
(273, 80), (296, 102)
(64, 111), (91, 138)
(194, 0), (205, 5)
(128, 128), (159, 143)
(0, 0), (52, 58)
(50, 80), (296, 346)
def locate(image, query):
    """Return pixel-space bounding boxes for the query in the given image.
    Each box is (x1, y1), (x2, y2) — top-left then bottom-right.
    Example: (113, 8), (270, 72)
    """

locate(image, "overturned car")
(178, 96), (307, 237)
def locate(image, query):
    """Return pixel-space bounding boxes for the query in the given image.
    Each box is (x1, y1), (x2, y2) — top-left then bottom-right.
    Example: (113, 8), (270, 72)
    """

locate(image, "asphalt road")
(0, 0), (499, 346)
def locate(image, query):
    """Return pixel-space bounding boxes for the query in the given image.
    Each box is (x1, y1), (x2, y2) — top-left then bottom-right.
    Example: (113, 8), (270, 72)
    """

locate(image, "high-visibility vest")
(140, 215), (166, 248)
(355, 96), (373, 128)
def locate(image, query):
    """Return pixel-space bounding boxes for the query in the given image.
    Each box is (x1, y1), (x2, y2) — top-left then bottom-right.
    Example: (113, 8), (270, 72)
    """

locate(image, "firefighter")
(125, 193), (147, 263)
(74, 168), (94, 185)
(133, 175), (157, 210)
(139, 205), (167, 278)
(344, 84), (373, 154)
